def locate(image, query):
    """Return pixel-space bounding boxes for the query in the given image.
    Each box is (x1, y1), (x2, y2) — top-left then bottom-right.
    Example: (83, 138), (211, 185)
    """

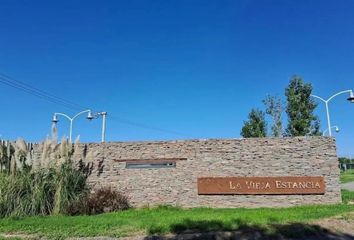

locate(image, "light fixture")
(52, 114), (59, 123)
(86, 111), (94, 120)
(347, 91), (354, 103)
(335, 126), (340, 133)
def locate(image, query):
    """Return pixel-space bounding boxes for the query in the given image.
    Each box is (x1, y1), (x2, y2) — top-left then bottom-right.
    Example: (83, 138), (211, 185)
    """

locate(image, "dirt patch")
(311, 212), (354, 236)
(1, 233), (41, 239)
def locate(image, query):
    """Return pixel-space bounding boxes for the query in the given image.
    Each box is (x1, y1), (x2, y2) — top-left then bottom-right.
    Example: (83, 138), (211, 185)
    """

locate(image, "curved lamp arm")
(54, 110), (92, 122)
(311, 89), (353, 137)
(312, 90), (353, 103)
(310, 94), (326, 103)
(323, 126), (339, 136)
(327, 90), (353, 102)
(54, 112), (73, 121)
(72, 109), (92, 121)
(52, 109), (93, 143)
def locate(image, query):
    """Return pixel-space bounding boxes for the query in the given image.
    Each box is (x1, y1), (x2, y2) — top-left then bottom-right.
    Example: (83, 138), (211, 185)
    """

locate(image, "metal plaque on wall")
(197, 176), (325, 195)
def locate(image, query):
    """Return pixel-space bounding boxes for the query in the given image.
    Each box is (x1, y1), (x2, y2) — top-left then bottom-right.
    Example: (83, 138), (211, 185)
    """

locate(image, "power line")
(0, 72), (194, 138)
(0, 73), (85, 110)
(0, 77), (79, 110)
(108, 115), (193, 138)
(0, 72), (86, 109)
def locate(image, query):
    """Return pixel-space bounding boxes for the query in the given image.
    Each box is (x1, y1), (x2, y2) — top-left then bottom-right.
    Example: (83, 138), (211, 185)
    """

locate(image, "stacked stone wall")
(33, 137), (341, 208)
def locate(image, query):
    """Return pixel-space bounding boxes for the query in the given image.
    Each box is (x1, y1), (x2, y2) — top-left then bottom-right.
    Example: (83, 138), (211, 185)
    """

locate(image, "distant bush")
(339, 157), (354, 164)
(68, 187), (130, 215)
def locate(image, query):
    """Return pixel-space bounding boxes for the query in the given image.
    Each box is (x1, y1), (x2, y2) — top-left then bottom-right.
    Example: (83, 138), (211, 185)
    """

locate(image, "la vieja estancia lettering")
(197, 176), (325, 195)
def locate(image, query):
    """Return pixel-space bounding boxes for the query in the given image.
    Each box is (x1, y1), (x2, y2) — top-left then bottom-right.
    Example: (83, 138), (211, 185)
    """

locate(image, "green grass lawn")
(342, 189), (354, 203)
(341, 169), (354, 183)
(0, 202), (353, 239)
(0, 189), (352, 239)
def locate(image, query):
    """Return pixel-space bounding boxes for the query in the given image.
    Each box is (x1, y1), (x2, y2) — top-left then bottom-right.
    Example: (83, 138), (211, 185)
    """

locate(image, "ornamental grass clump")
(0, 136), (90, 217)
(0, 169), (56, 217)
(52, 158), (88, 215)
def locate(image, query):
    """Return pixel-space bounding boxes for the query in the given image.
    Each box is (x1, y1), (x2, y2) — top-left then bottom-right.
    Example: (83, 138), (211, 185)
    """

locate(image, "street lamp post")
(311, 90), (354, 136)
(52, 110), (94, 143)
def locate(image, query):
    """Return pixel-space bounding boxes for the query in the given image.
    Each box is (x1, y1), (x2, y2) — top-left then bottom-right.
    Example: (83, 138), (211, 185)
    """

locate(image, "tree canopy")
(263, 95), (284, 137)
(240, 108), (267, 138)
(285, 75), (321, 136)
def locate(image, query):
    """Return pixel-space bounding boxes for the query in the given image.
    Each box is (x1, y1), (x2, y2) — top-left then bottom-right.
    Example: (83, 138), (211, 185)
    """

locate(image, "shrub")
(68, 187), (130, 215)
(88, 187), (130, 214)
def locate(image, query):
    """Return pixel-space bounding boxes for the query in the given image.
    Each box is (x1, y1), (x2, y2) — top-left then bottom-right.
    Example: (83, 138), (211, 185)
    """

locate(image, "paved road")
(341, 182), (354, 191)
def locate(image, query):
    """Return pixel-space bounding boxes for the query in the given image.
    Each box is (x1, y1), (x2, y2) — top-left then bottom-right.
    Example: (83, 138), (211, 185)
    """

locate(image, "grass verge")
(0, 203), (353, 239)
(342, 189), (354, 204)
(341, 169), (354, 183)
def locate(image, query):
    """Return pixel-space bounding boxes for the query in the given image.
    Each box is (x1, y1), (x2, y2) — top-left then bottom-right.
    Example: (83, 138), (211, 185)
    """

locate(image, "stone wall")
(36, 137), (341, 208)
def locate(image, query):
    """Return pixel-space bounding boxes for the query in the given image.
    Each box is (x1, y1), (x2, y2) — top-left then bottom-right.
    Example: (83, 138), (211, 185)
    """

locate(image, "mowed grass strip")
(0, 204), (353, 239)
(342, 189), (354, 203)
(341, 169), (354, 183)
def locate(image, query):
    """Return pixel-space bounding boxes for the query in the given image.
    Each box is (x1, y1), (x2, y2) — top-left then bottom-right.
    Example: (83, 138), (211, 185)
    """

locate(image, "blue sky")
(1, 0), (354, 156)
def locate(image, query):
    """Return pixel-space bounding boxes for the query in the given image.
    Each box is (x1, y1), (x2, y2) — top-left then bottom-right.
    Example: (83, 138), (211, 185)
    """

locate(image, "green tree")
(285, 75), (321, 136)
(263, 95), (284, 137)
(241, 109), (267, 138)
